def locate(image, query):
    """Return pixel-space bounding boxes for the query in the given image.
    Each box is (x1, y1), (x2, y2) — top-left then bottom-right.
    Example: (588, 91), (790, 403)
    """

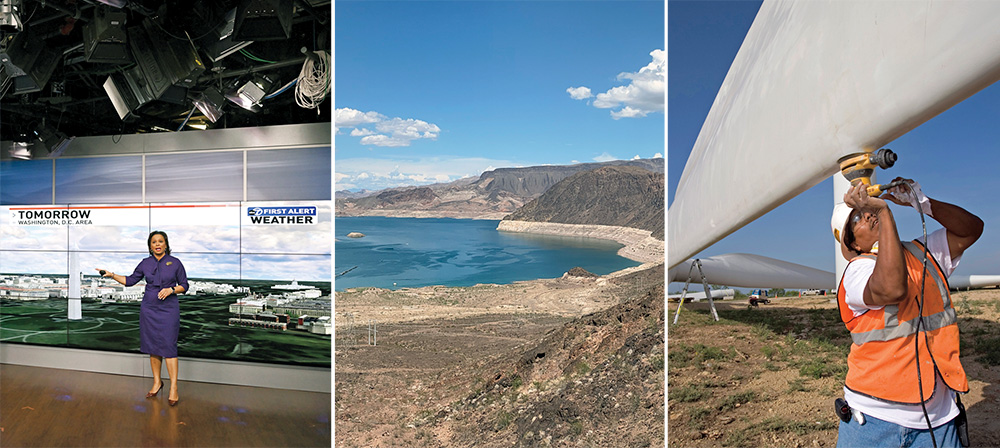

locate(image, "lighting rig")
(0, 0), (331, 156)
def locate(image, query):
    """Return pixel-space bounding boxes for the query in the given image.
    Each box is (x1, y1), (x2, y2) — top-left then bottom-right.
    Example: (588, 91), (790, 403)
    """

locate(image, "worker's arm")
(928, 198), (983, 261)
(882, 178), (984, 261)
(845, 183), (908, 306)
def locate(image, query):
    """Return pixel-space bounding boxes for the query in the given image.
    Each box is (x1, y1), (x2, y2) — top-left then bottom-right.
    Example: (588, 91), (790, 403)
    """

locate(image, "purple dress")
(125, 255), (188, 358)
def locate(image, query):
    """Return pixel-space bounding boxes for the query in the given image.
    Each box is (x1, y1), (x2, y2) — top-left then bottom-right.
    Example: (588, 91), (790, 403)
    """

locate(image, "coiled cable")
(295, 50), (330, 111)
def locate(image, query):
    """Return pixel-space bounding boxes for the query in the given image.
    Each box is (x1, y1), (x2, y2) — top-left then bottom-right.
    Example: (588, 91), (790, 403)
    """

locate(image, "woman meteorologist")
(97, 231), (188, 406)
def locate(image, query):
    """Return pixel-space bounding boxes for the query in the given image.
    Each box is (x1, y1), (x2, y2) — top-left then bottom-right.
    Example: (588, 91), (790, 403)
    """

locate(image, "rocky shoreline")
(496, 220), (664, 265)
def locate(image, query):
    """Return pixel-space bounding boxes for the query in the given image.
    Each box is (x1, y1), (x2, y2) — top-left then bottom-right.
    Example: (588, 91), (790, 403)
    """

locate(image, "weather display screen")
(0, 201), (331, 367)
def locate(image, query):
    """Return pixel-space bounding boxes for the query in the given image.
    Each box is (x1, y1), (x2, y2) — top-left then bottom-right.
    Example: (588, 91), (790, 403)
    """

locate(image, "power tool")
(838, 148), (905, 196)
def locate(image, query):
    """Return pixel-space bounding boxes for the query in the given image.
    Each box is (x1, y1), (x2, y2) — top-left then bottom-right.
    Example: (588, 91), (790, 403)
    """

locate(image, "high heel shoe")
(168, 387), (179, 406)
(146, 381), (163, 398)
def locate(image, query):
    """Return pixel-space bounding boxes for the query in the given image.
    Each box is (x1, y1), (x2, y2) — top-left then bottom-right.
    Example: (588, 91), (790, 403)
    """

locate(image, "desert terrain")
(668, 288), (1000, 447)
(335, 225), (665, 447)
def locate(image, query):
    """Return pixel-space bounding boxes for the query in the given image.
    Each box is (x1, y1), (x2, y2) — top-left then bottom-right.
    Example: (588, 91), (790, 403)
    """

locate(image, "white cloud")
(573, 49), (664, 119)
(653, 152), (663, 159)
(593, 152), (617, 162)
(376, 118), (440, 140)
(632, 155), (641, 160)
(336, 108), (441, 147)
(335, 108), (384, 128)
(566, 86), (593, 100)
(359, 134), (410, 147)
(610, 106), (648, 120)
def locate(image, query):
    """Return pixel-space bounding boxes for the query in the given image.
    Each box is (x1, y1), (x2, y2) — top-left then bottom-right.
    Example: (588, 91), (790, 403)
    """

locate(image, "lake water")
(334, 217), (641, 291)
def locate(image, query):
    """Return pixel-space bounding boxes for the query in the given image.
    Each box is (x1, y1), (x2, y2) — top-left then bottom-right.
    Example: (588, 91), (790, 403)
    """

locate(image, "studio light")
(8, 142), (31, 159)
(104, 67), (150, 120)
(0, 0), (22, 33)
(9, 128), (32, 159)
(198, 7), (253, 63)
(192, 87), (226, 123)
(35, 126), (74, 158)
(83, 6), (128, 64)
(233, 0), (293, 41)
(225, 74), (274, 112)
(103, 18), (205, 120)
(0, 27), (60, 94)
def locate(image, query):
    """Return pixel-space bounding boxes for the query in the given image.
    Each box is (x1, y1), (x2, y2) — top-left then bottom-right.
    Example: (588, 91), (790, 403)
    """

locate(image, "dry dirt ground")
(668, 288), (1000, 447)
(335, 265), (665, 447)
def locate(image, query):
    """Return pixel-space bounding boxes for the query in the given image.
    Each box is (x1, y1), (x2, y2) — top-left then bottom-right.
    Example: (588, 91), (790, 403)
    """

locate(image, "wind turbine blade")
(667, 289), (736, 301)
(669, 0), (1000, 268)
(949, 275), (1000, 291)
(669, 253), (833, 290)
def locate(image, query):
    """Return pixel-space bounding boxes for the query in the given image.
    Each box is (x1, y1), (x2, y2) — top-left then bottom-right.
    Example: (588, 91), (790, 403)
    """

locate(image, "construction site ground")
(668, 288), (1000, 447)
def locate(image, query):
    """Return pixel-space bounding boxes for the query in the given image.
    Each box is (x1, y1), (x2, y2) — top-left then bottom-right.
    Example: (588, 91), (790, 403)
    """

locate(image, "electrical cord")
(240, 49), (276, 64)
(176, 106), (196, 132)
(906, 180), (937, 448)
(264, 79), (297, 99)
(295, 50), (329, 111)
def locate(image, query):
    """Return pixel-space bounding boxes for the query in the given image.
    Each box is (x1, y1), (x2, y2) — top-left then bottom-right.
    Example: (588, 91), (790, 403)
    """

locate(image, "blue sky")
(669, 1), (1000, 287)
(335, 1), (665, 192)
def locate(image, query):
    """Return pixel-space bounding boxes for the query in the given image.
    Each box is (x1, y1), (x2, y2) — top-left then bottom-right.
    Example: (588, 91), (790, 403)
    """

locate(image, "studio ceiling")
(0, 0), (330, 147)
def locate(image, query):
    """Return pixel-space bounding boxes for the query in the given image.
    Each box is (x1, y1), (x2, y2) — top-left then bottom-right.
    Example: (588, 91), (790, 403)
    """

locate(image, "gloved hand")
(883, 177), (933, 217)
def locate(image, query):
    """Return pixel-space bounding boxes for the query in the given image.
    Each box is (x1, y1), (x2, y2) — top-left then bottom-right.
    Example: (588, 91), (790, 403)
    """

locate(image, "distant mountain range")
(335, 158), (664, 220)
(503, 165), (665, 239)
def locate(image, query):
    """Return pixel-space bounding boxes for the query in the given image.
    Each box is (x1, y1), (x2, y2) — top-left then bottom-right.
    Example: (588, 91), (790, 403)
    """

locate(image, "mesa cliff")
(335, 158), (663, 219)
(501, 165), (665, 239)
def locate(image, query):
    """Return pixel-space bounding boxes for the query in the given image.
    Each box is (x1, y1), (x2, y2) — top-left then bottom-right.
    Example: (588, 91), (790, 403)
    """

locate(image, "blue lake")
(334, 217), (641, 291)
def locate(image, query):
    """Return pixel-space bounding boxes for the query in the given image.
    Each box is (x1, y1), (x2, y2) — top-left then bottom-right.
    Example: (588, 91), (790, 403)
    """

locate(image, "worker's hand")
(158, 288), (174, 300)
(882, 177), (933, 216)
(844, 182), (888, 214)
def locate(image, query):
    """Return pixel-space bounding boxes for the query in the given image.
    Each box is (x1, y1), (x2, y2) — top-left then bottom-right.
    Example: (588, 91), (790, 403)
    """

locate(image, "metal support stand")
(672, 259), (719, 324)
(367, 319), (377, 346)
(338, 312), (356, 347)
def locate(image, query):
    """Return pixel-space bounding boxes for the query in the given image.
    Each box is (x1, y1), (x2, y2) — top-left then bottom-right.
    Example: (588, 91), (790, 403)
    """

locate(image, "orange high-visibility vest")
(836, 240), (968, 404)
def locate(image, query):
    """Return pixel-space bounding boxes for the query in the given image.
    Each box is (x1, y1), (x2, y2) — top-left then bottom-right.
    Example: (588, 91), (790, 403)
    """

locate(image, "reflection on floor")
(0, 363), (331, 447)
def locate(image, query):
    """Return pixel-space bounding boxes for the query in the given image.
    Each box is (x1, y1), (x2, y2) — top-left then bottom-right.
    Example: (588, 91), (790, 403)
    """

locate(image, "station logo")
(247, 206), (317, 225)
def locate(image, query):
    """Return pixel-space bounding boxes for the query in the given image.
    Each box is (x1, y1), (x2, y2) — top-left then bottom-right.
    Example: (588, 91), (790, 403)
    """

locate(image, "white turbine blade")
(669, 0), (1000, 268)
(667, 289), (735, 302)
(669, 253), (833, 290)
(949, 275), (1000, 291)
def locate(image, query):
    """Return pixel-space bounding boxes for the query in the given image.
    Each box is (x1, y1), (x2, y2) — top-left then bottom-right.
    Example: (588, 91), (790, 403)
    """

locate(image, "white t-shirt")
(841, 228), (962, 429)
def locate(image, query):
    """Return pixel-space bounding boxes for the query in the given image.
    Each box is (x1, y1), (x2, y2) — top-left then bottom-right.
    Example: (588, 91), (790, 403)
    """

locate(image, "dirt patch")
(667, 288), (1000, 447)
(335, 265), (664, 447)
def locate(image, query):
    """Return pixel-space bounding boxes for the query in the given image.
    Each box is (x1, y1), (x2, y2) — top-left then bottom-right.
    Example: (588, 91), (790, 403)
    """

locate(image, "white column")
(68, 252), (82, 320)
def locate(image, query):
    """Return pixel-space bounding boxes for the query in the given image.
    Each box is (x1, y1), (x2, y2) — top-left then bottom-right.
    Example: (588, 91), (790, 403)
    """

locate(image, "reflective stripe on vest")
(850, 307), (957, 345)
(846, 241), (954, 346)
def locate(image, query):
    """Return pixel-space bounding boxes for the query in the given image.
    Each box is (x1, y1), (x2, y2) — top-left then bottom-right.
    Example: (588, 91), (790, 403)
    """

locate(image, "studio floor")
(0, 363), (331, 447)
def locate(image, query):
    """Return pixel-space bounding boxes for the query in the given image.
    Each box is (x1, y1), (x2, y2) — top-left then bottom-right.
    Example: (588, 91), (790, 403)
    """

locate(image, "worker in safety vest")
(831, 178), (983, 448)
